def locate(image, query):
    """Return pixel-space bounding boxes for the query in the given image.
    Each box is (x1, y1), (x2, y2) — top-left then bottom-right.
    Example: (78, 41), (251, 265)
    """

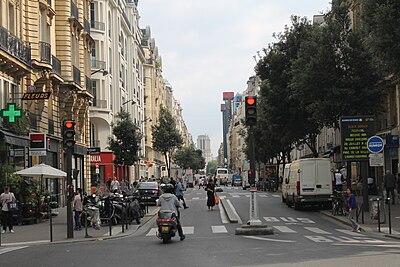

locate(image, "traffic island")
(235, 224), (274, 235)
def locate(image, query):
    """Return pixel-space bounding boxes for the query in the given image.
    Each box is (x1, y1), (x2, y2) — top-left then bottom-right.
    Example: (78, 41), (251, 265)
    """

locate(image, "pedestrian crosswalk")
(145, 225), (228, 236)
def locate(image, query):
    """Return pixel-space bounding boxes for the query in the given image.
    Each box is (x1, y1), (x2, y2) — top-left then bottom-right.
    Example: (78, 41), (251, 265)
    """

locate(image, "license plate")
(143, 196), (151, 199)
(161, 226), (169, 232)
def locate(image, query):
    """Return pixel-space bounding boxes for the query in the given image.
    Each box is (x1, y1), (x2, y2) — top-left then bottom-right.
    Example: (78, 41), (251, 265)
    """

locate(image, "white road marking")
(305, 235), (334, 243)
(146, 227), (158, 236)
(379, 227), (400, 234)
(264, 217), (280, 222)
(243, 236), (296, 243)
(220, 195), (226, 200)
(232, 195), (240, 198)
(297, 218), (315, 224)
(330, 236), (361, 243)
(192, 197), (199, 200)
(280, 217), (298, 223)
(0, 246), (28, 255)
(273, 226), (297, 233)
(182, 226), (194, 235)
(335, 229), (365, 236)
(259, 194), (267, 198)
(226, 199), (243, 224)
(245, 195), (250, 198)
(304, 227), (331, 234)
(272, 195), (280, 198)
(212, 225), (228, 233)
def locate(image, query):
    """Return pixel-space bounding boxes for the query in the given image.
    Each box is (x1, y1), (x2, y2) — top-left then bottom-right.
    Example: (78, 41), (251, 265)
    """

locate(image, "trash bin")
(369, 197), (385, 223)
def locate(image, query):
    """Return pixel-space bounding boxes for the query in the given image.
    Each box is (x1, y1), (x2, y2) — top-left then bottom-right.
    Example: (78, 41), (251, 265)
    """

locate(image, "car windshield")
(217, 170), (228, 174)
(138, 182), (158, 189)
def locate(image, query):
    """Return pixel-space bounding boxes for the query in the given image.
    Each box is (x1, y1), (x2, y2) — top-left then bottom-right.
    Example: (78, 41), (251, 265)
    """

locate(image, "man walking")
(384, 170), (396, 204)
(176, 178), (188, 209)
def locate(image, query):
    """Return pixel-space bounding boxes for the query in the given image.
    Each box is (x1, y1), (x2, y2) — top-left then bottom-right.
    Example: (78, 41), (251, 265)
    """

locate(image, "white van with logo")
(284, 158), (333, 210)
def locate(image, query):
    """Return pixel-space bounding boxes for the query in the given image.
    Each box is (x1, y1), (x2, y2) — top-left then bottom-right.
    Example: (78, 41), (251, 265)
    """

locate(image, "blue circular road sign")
(367, 136), (384, 153)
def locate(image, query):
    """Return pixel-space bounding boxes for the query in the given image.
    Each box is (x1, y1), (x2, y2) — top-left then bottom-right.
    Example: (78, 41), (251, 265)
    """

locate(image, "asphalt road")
(1, 187), (400, 267)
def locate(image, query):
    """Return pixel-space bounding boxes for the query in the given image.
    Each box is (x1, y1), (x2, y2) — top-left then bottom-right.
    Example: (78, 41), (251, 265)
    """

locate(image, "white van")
(215, 168), (229, 186)
(284, 158), (333, 210)
(281, 163), (291, 203)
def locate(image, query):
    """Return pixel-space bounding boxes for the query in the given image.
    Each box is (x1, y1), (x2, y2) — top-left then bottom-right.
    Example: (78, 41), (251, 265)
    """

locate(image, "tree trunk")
(164, 153), (170, 178)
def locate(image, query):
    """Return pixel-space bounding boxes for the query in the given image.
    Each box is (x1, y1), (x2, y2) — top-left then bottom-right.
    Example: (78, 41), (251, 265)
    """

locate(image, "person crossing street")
(176, 178), (188, 209)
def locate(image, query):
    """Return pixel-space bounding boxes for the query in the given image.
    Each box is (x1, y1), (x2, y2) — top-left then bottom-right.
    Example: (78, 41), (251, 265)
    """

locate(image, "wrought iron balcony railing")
(73, 65), (81, 85)
(90, 21), (105, 31)
(51, 55), (61, 76)
(0, 25), (32, 66)
(39, 41), (51, 64)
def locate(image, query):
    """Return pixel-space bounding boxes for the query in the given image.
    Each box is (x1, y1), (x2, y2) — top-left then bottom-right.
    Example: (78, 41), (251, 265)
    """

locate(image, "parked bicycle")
(331, 190), (348, 216)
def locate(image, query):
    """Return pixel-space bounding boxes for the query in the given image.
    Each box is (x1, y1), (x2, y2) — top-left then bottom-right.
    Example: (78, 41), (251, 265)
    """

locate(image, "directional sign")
(367, 136), (384, 153)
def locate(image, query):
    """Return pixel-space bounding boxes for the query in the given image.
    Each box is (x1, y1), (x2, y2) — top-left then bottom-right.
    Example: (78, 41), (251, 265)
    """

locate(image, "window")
(8, 3), (15, 34)
(108, 12), (111, 37)
(92, 80), (97, 106)
(91, 42), (96, 61)
(90, 3), (95, 23)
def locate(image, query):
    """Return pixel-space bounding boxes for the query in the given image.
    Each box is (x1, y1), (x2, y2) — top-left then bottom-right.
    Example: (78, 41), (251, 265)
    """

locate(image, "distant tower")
(197, 134), (212, 167)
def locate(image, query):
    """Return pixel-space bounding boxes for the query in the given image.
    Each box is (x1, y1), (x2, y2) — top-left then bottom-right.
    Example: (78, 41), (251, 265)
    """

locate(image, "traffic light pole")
(66, 147), (74, 239)
(248, 126), (256, 187)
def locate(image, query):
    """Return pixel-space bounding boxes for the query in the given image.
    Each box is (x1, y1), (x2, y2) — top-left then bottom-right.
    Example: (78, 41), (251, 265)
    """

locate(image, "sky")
(137, 0), (332, 157)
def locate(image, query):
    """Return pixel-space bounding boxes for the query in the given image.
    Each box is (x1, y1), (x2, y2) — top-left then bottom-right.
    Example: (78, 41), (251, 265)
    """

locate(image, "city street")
(2, 187), (400, 267)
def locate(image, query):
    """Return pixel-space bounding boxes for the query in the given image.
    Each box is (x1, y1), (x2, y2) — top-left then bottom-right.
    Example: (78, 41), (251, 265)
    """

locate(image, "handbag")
(214, 194), (220, 205)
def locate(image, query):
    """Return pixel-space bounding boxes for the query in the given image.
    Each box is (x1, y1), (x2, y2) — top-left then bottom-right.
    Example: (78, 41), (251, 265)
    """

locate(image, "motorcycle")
(156, 210), (178, 244)
(82, 194), (101, 230)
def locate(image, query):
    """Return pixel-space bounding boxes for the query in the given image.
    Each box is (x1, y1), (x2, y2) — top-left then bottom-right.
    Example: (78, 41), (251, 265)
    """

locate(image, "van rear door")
(315, 160), (332, 195)
(300, 160), (316, 195)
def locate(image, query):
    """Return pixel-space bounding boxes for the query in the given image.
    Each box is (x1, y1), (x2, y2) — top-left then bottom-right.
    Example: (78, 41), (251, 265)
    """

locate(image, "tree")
(152, 106), (183, 177)
(108, 110), (142, 166)
(206, 160), (217, 175)
(362, 0), (400, 79)
(173, 145), (205, 173)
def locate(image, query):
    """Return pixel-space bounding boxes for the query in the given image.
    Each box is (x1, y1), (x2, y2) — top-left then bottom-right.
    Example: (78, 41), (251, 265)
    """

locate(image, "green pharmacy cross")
(1, 103), (22, 123)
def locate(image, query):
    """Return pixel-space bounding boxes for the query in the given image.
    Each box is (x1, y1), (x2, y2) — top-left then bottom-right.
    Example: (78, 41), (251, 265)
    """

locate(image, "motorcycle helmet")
(163, 184), (175, 194)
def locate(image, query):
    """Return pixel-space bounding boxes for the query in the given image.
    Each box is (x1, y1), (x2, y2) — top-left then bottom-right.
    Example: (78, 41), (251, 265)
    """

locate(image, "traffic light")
(248, 170), (255, 185)
(62, 120), (76, 149)
(245, 96), (257, 126)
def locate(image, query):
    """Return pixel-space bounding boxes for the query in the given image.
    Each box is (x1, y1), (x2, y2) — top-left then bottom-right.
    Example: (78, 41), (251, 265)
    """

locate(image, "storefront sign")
(87, 147), (101, 155)
(22, 92), (51, 100)
(340, 116), (375, 161)
(90, 155), (101, 162)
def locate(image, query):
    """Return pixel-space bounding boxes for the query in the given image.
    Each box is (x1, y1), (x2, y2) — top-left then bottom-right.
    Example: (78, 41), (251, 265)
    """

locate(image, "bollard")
(388, 197), (392, 235)
(49, 204), (53, 242)
(125, 198), (129, 230)
(377, 197), (381, 233)
(121, 201), (125, 233)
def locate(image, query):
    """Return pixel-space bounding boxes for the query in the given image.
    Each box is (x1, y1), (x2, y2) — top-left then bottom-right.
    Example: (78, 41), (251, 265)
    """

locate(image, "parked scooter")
(83, 194), (101, 230)
(156, 210), (178, 244)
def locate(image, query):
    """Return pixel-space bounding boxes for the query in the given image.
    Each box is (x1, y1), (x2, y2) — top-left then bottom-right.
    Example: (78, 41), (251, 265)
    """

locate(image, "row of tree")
(248, 1), (399, 166)
(109, 106), (205, 178)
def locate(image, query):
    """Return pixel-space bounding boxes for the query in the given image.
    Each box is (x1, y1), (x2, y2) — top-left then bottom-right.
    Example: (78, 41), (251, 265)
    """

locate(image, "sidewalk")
(320, 195), (400, 240)
(0, 205), (159, 247)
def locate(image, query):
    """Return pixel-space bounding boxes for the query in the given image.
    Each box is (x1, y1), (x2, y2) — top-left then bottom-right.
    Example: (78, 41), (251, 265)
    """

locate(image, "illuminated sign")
(22, 92), (51, 100)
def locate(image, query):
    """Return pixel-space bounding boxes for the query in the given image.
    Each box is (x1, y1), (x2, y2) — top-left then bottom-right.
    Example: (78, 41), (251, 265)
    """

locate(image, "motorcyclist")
(157, 184), (185, 241)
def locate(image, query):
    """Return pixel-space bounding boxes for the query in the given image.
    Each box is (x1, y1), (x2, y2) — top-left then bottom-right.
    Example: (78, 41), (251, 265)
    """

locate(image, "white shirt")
(111, 180), (120, 191)
(335, 173), (343, 186)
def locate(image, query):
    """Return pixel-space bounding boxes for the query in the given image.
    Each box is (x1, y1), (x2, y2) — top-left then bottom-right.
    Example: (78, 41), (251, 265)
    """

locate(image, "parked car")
(232, 175), (242, 186)
(136, 182), (160, 205)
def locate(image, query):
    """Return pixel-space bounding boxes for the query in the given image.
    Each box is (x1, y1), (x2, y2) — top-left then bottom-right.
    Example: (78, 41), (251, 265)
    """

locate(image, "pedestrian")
(176, 178), (188, 209)
(334, 170), (343, 191)
(73, 188), (83, 230)
(110, 176), (120, 193)
(346, 187), (361, 232)
(206, 178), (216, 211)
(170, 177), (176, 194)
(0, 186), (16, 233)
(383, 170), (396, 205)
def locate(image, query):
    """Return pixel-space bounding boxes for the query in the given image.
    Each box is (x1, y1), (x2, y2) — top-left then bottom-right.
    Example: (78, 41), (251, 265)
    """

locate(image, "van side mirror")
(297, 169), (301, 173)
(285, 178), (289, 184)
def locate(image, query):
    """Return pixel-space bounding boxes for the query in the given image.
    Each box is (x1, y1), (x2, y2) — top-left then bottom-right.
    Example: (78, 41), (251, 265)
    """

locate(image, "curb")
(1, 207), (160, 247)
(235, 225), (274, 235)
(220, 199), (239, 223)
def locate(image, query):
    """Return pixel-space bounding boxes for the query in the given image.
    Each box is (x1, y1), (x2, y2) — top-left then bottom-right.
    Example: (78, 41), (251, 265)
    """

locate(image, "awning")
(0, 129), (30, 147)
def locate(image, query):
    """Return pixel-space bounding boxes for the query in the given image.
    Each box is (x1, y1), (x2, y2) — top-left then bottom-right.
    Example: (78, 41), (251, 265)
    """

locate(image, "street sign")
(369, 153), (384, 167)
(1, 103), (22, 123)
(29, 150), (47, 156)
(87, 147), (101, 155)
(367, 136), (384, 153)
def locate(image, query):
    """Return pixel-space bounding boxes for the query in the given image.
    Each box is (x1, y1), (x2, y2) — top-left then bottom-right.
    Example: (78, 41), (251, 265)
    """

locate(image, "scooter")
(83, 194), (101, 230)
(156, 210), (178, 244)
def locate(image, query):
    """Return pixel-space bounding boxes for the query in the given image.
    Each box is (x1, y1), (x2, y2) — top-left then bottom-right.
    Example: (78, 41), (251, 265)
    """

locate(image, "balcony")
(0, 25), (32, 67)
(84, 18), (90, 34)
(90, 21), (105, 31)
(51, 55), (61, 76)
(122, 11), (131, 30)
(39, 41), (51, 64)
(85, 76), (93, 95)
(73, 65), (81, 85)
(71, 1), (78, 18)
(92, 99), (107, 108)
(91, 59), (106, 70)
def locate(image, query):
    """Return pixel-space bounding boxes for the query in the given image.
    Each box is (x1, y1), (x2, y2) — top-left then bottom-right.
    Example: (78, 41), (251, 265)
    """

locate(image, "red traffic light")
(248, 171), (253, 175)
(64, 121), (74, 129)
(246, 97), (255, 105)
(68, 185), (74, 189)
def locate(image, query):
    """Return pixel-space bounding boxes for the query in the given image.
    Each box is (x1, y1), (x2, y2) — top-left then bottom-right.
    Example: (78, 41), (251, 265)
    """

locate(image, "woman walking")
(206, 178), (215, 211)
(347, 187), (361, 232)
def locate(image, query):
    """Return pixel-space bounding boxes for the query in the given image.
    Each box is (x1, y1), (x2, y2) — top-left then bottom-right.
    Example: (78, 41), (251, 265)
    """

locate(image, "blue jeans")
(348, 209), (358, 230)
(74, 210), (82, 229)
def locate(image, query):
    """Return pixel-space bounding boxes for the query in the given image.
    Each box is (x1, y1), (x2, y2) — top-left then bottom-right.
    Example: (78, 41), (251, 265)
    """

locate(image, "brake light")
(296, 181), (300, 195)
(157, 217), (176, 223)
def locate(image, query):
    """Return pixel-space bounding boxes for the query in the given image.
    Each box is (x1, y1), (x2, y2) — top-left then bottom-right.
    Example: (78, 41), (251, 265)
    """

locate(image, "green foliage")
(2, 105), (30, 136)
(362, 0), (400, 79)
(173, 146), (205, 172)
(206, 160), (217, 175)
(152, 106), (183, 176)
(108, 110), (142, 166)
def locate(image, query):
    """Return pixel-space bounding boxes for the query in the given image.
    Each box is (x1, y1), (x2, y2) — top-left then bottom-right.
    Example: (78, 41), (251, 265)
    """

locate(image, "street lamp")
(91, 69), (109, 76)
(122, 99), (136, 105)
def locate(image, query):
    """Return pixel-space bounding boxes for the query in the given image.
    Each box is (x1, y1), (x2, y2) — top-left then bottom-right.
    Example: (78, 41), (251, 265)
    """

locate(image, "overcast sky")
(138, 1), (332, 157)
